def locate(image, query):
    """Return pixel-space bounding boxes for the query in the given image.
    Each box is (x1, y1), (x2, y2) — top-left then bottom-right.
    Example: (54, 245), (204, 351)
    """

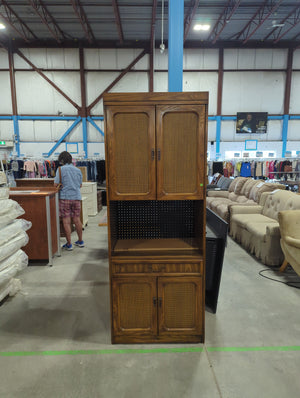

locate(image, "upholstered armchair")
(278, 210), (300, 276)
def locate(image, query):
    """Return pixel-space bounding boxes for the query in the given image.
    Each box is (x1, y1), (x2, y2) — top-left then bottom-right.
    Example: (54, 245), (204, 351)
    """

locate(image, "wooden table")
(9, 187), (61, 266)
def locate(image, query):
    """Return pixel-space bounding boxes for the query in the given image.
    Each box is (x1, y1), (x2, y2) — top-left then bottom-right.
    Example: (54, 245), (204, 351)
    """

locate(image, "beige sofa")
(230, 190), (300, 266)
(206, 177), (285, 223)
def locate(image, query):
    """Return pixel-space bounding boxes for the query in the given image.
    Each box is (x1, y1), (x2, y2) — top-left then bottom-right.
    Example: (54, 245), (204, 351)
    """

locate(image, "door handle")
(157, 149), (161, 161)
(151, 148), (155, 161)
(153, 297), (157, 307)
(158, 297), (162, 308)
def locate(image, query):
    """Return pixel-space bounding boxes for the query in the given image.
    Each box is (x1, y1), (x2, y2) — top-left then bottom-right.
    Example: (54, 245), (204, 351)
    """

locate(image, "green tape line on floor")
(0, 346), (300, 357)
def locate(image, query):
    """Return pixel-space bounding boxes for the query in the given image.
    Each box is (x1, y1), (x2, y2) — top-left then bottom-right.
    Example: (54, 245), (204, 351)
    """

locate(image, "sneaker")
(62, 243), (73, 251)
(75, 240), (85, 248)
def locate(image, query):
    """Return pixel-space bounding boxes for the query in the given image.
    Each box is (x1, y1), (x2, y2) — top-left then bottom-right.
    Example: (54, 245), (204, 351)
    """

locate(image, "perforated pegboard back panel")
(110, 200), (197, 240)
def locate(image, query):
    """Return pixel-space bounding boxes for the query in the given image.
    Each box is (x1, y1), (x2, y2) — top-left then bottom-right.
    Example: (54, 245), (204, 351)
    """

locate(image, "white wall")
(0, 47), (300, 159)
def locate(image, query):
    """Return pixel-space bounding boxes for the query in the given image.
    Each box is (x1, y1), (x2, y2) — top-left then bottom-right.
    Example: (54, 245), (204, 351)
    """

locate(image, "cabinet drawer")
(112, 262), (203, 274)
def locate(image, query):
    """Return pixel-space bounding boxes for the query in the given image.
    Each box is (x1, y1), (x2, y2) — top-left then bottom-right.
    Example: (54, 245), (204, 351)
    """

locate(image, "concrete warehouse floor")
(0, 208), (300, 398)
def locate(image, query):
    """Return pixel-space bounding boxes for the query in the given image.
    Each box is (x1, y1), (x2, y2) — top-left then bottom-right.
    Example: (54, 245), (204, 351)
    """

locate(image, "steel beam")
(14, 49), (81, 111)
(284, 48), (293, 115)
(46, 117), (81, 158)
(184, 0), (200, 43)
(87, 50), (147, 112)
(274, 7), (300, 43)
(28, 0), (65, 43)
(87, 116), (104, 136)
(0, 0), (37, 43)
(233, 0), (283, 44)
(70, 0), (95, 44)
(82, 116), (88, 158)
(208, 0), (241, 44)
(217, 48), (224, 116)
(112, 0), (124, 44)
(263, 5), (300, 42)
(168, 0), (184, 92)
(79, 47), (87, 117)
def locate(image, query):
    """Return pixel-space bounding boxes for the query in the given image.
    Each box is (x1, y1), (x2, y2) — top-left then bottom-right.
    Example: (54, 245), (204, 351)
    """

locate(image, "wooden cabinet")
(112, 270), (203, 343)
(106, 103), (205, 200)
(104, 92), (208, 344)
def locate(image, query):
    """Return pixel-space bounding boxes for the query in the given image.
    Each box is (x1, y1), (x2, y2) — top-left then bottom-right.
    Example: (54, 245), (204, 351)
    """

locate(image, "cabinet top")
(103, 92), (208, 105)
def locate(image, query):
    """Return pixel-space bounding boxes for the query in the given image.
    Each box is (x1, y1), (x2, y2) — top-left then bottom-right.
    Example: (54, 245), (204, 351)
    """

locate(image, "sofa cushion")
(232, 213), (277, 228)
(236, 195), (250, 203)
(246, 222), (279, 241)
(234, 178), (248, 195)
(210, 199), (233, 213)
(221, 177), (233, 190)
(256, 183), (285, 203)
(240, 178), (256, 197)
(215, 203), (230, 222)
(228, 192), (238, 201)
(249, 181), (265, 201)
(228, 177), (246, 193)
(262, 190), (300, 221)
(216, 175), (226, 187)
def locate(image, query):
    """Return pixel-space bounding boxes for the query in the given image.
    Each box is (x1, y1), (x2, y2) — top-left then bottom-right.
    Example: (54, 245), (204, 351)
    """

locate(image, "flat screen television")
(236, 112), (268, 134)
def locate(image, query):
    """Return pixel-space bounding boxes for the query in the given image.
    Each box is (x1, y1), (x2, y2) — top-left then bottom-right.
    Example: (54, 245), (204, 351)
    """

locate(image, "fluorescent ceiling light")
(193, 24), (210, 31)
(0, 23), (6, 30)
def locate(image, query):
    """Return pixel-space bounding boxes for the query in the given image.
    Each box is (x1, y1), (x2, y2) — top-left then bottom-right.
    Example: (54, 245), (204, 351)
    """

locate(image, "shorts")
(59, 199), (81, 219)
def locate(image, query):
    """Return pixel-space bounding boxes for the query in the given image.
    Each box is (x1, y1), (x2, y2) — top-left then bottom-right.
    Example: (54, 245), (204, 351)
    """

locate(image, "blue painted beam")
(87, 116), (104, 136)
(82, 117), (88, 158)
(12, 115), (20, 157)
(90, 116), (104, 121)
(216, 116), (221, 159)
(46, 117), (81, 158)
(221, 116), (236, 121)
(18, 116), (78, 121)
(268, 116), (284, 120)
(0, 116), (13, 120)
(168, 0), (184, 92)
(289, 116), (300, 120)
(282, 114), (289, 158)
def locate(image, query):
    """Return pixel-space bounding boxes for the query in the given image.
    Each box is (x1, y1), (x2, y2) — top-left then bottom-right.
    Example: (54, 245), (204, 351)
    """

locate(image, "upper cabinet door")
(106, 106), (156, 200)
(156, 105), (206, 200)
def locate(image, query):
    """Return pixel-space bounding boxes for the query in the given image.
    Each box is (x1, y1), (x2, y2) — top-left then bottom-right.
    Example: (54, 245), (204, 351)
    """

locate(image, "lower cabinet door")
(112, 276), (157, 339)
(158, 276), (203, 337)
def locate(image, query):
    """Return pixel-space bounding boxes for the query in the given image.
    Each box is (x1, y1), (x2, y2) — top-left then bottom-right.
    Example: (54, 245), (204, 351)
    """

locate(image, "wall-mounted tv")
(236, 112), (268, 134)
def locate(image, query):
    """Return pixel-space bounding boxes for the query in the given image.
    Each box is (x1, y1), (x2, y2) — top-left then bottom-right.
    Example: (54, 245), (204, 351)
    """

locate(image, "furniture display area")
(104, 92), (208, 344)
(80, 182), (98, 216)
(207, 177), (285, 223)
(9, 187), (60, 266)
(230, 190), (300, 266)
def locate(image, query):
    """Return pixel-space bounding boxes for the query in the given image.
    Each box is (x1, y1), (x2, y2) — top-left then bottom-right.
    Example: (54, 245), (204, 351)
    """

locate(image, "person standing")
(54, 151), (84, 250)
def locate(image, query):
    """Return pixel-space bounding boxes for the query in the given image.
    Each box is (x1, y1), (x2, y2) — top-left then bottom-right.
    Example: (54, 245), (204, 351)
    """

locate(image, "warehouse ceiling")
(0, 0), (299, 49)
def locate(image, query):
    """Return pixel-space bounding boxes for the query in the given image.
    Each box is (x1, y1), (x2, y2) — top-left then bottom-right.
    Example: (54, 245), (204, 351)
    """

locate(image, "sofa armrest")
(266, 224), (281, 237)
(285, 236), (300, 249)
(207, 190), (229, 198)
(230, 205), (263, 216)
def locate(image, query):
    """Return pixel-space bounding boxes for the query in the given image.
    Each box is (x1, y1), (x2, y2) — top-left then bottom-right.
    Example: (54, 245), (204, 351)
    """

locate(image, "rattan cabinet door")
(112, 276), (157, 340)
(156, 105), (206, 200)
(106, 106), (156, 200)
(158, 276), (203, 337)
